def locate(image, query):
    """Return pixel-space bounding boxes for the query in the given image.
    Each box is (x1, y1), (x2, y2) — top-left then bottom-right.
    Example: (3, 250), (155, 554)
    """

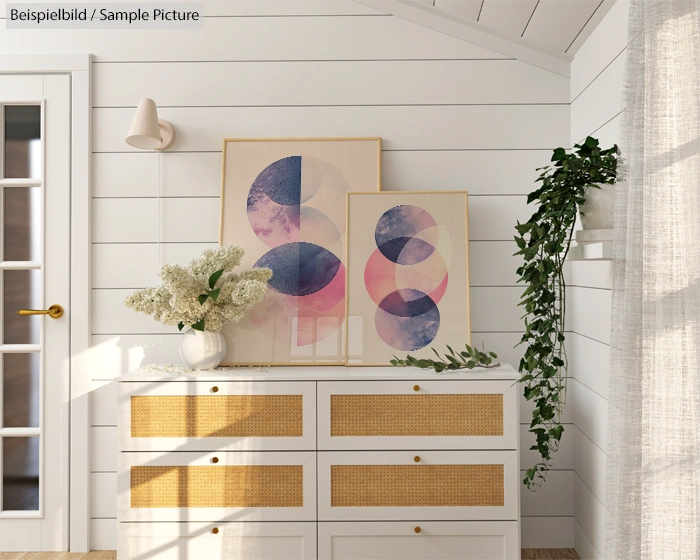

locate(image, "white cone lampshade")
(125, 98), (175, 150)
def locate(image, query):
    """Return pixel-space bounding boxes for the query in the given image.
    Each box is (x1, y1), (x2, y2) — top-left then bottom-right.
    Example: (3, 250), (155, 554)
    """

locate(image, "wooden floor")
(1, 549), (579, 560)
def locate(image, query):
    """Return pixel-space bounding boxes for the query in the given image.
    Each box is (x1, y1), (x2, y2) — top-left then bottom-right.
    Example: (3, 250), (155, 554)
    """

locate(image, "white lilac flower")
(124, 246), (272, 333)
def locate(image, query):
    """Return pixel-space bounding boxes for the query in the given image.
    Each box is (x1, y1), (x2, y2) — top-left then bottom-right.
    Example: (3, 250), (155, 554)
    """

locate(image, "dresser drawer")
(318, 380), (517, 450)
(118, 451), (316, 522)
(318, 451), (518, 521)
(119, 381), (315, 451)
(318, 521), (519, 560)
(118, 522), (317, 560)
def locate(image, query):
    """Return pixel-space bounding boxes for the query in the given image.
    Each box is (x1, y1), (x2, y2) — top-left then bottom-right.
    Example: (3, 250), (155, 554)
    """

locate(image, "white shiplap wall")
(569, 1), (628, 557)
(3, 1), (573, 549)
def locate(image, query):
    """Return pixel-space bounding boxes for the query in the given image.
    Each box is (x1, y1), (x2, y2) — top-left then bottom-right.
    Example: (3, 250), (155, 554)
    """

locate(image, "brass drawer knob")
(211, 457), (219, 464)
(414, 456), (420, 463)
(414, 527), (421, 534)
(413, 385), (420, 392)
(212, 527), (219, 535)
(212, 386), (219, 393)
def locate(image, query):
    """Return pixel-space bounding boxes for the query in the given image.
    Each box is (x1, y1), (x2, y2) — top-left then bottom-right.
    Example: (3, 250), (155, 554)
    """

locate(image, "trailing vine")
(516, 137), (618, 491)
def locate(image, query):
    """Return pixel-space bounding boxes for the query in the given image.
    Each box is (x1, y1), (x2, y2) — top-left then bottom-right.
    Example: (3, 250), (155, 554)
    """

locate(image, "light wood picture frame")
(345, 191), (471, 366)
(219, 137), (382, 366)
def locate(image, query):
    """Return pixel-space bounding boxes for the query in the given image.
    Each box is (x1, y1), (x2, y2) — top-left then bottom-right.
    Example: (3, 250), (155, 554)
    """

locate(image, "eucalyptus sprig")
(515, 136), (618, 491)
(391, 344), (500, 373)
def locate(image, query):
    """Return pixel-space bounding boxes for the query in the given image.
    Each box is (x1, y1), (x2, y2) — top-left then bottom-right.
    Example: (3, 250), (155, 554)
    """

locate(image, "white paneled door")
(0, 74), (71, 550)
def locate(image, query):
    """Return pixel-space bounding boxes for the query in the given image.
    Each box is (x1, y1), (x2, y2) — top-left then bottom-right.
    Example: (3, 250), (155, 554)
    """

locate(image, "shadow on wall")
(92, 336), (183, 378)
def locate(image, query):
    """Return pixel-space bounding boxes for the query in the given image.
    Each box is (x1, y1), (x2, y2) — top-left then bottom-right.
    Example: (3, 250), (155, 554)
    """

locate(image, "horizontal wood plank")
(91, 473), (117, 518)
(520, 470), (574, 517)
(92, 152), (222, 198)
(569, 332), (610, 400)
(470, 286), (523, 332)
(571, 53), (624, 144)
(574, 427), (606, 508)
(521, 516), (575, 549)
(89, 334), (184, 380)
(572, 379), (608, 453)
(93, 105), (570, 152)
(92, 150), (552, 198)
(570, 0), (628, 100)
(2, 17), (506, 62)
(569, 287), (611, 344)
(1, 0), (385, 16)
(94, 60), (568, 107)
(91, 427), (117, 473)
(575, 474), (606, 555)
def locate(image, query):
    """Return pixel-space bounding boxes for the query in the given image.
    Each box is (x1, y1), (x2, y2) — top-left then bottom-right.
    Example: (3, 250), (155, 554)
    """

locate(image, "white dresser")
(117, 365), (520, 560)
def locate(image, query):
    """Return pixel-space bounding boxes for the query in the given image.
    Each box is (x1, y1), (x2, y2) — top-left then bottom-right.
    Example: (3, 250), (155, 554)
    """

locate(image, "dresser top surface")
(118, 364), (519, 382)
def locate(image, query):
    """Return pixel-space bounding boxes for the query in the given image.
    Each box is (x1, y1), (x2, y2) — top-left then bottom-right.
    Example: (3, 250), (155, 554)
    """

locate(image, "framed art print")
(220, 137), (381, 365)
(346, 191), (470, 366)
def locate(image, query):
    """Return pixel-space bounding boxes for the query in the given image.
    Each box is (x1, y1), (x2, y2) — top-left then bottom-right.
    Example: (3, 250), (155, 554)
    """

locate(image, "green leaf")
(488, 351), (498, 358)
(177, 322), (185, 332)
(191, 319), (205, 331)
(207, 287), (221, 301)
(208, 268), (225, 289)
(198, 294), (209, 305)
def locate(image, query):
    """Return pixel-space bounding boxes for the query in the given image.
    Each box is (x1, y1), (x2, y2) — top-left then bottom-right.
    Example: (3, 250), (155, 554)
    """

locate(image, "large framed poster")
(346, 191), (470, 366)
(220, 138), (381, 365)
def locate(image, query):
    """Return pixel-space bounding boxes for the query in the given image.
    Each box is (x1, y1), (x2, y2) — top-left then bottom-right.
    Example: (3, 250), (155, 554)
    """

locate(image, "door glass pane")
(3, 353), (40, 428)
(4, 187), (40, 262)
(3, 269), (40, 344)
(4, 106), (41, 179)
(2, 436), (39, 511)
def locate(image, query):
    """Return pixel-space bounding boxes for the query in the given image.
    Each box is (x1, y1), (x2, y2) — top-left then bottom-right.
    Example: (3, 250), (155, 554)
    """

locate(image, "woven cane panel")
(330, 394), (503, 437)
(331, 464), (504, 507)
(131, 395), (303, 438)
(131, 465), (303, 508)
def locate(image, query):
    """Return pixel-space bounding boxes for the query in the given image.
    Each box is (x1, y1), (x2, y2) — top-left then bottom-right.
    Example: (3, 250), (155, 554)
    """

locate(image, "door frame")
(0, 54), (92, 552)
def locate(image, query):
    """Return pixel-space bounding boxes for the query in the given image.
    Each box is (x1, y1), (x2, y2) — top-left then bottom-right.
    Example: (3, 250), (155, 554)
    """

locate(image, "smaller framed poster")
(345, 191), (470, 366)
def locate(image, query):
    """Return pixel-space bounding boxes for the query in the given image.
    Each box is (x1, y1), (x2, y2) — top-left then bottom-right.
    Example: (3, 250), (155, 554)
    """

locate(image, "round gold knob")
(212, 527), (219, 535)
(414, 527), (421, 534)
(212, 386), (219, 393)
(211, 457), (219, 464)
(414, 456), (420, 463)
(413, 385), (420, 392)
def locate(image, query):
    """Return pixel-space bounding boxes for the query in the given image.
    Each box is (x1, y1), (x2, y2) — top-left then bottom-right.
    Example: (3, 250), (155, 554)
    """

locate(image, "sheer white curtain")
(606, 0), (700, 558)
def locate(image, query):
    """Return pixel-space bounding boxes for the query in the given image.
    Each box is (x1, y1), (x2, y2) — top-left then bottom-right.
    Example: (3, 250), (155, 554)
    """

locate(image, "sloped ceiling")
(356, 0), (616, 76)
(419, 0), (612, 54)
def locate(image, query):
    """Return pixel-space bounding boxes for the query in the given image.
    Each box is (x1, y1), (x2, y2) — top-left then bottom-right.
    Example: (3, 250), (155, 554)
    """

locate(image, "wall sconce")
(125, 98), (175, 150)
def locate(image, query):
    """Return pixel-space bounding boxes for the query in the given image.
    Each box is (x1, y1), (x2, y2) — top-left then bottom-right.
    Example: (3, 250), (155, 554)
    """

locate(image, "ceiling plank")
(354, 0), (572, 77)
(479, 0), (539, 36)
(566, 0), (617, 54)
(433, 0), (483, 22)
(522, 0), (602, 51)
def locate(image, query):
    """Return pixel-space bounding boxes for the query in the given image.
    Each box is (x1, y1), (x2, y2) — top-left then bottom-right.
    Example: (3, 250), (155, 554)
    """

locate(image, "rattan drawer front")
(318, 381), (518, 450)
(119, 381), (316, 451)
(131, 394), (303, 438)
(330, 464), (503, 508)
(331, 394), (503, 437)
(131, 465), (303, 508)
(318, 451), (518, 521)
(118, 451), (317, 522)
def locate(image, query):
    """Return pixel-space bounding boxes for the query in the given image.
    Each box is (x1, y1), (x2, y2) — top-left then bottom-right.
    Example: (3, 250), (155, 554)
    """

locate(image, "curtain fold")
(606, 0), (700, 558)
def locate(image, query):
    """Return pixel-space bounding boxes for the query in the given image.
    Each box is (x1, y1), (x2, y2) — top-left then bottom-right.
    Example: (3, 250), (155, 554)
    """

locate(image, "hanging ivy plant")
(515, 137), (618, 491)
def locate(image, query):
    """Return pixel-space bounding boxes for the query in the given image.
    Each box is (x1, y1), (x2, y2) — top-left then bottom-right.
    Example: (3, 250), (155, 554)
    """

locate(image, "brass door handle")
(17, 304), (64, 319)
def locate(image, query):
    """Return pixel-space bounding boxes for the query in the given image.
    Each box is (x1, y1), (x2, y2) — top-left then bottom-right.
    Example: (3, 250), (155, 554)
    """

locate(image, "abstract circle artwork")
(247, 156), (350, 346)
(364, 205), (450, 351)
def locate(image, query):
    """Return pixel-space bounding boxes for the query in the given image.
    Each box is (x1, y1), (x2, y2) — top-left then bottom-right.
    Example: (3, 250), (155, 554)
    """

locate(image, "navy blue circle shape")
(255, 241), (341, 297)
(249, 156), (302, 207)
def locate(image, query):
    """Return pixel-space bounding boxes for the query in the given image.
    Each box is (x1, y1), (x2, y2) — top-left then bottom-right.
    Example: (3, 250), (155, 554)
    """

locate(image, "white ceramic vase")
(179, 330), (226, 370)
